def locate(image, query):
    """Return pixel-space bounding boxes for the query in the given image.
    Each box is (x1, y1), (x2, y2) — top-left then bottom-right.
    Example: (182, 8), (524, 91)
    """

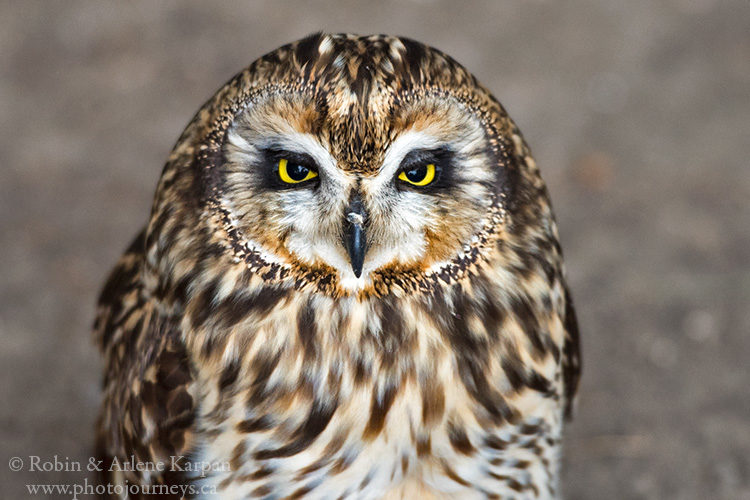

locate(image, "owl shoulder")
(94, 229), (196, 489)
(562, 284), (581, 419)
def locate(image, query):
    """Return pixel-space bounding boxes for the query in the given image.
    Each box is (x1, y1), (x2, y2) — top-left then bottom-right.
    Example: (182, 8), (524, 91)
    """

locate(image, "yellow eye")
(278, 158), (318, 184)
(398, 163), (436, 186)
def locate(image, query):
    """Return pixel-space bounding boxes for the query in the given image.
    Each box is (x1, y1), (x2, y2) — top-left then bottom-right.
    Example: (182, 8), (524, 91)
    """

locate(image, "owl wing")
(561, 284), (582, 419)
(94, 230), (196, 493)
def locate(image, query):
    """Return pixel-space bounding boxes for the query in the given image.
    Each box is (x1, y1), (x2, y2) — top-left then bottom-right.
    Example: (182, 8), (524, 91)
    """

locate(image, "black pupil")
(287, 163), (309, 181)
(405, 165), (427, 183)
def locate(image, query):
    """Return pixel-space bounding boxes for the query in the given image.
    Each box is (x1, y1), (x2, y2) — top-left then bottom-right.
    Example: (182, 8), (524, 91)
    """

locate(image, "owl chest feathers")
(183, 275), (566, 498)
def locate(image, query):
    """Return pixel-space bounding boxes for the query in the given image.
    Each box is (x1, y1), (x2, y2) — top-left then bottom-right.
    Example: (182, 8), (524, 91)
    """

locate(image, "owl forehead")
(238, 89), (482, 178)
(316, 81), (395, 172)
(236, 33), (486, 173)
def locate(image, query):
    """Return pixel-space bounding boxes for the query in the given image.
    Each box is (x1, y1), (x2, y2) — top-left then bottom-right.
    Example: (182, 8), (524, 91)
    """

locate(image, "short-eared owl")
(95, 33), (580, 499)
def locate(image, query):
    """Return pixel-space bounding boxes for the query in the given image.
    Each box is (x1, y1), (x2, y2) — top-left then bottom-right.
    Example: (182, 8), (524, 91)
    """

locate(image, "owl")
(94, 33), (580, 499)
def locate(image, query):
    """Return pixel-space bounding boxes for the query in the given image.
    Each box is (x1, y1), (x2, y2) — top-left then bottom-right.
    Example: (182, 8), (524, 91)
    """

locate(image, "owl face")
(159, 34), (528, 296)
(215, 47), (503, 292)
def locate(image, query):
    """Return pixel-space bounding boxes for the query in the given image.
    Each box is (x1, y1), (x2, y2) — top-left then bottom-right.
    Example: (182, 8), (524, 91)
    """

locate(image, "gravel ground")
(1, 1), (748, 498)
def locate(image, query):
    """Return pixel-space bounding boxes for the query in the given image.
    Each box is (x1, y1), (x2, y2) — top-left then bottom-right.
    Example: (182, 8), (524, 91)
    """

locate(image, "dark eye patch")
(396, 147), (455, 192)
(259, 147), (320, 189)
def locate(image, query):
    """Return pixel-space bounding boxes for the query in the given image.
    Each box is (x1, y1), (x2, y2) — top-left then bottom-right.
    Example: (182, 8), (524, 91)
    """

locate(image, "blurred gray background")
(1, 1), (748, 498)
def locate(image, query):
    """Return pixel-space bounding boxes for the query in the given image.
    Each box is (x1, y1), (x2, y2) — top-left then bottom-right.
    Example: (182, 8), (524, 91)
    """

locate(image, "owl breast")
(184, 285), (565, 499)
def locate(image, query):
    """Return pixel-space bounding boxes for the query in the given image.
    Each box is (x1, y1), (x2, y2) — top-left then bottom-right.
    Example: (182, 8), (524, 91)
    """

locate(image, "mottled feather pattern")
(94, 33), (580, 499)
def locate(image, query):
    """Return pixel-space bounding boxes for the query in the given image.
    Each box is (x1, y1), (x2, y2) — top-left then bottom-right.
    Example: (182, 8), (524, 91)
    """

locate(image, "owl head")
(149, 34), (549, 298)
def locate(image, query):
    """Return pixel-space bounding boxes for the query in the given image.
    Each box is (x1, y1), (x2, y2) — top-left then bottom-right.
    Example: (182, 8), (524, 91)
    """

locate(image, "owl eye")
(278, 158), (318, 184)
(398, 163), (436, 186)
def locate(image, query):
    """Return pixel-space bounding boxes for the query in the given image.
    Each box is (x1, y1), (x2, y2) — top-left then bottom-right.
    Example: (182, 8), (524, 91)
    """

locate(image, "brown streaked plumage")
(95, 33), (580, 499)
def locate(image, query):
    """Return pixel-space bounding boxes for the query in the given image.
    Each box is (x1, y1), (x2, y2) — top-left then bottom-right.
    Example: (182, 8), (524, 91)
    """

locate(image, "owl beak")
(344, 195), (367, 278)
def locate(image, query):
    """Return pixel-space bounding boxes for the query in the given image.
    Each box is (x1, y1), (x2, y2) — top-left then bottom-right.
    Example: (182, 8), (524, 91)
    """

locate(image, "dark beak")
(344, 194), (367, 278)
